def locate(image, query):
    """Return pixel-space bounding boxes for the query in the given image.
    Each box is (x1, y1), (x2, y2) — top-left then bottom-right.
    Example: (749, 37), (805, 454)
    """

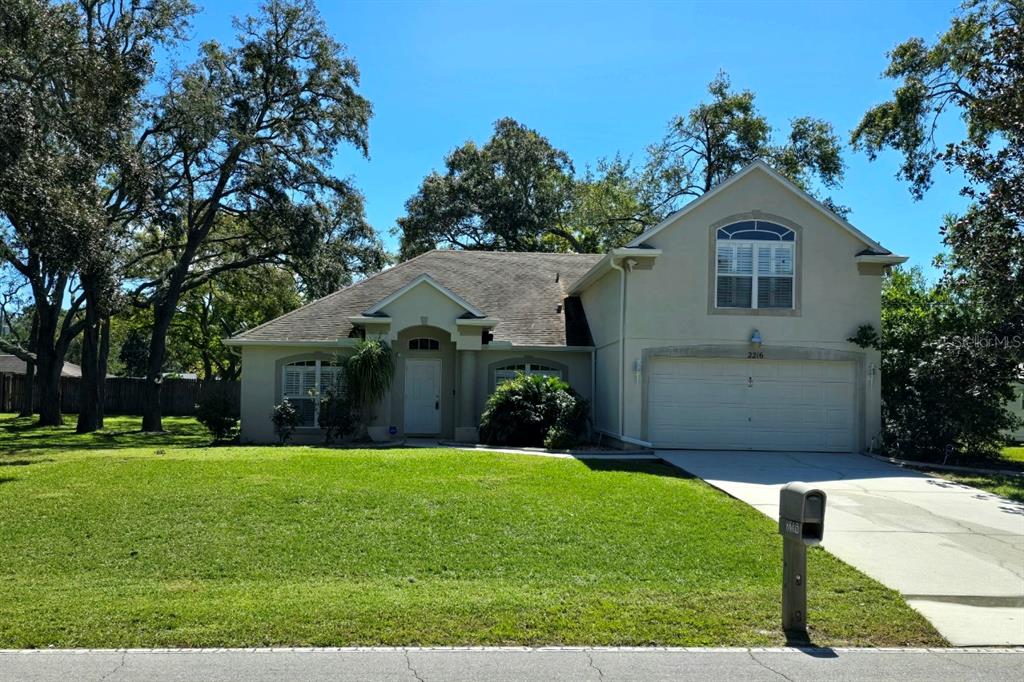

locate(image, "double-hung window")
(715, 220), (795, 310)
(281, 359), (345, 427)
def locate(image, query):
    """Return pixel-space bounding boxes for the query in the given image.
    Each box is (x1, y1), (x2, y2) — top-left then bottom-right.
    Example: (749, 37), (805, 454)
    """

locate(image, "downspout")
(609, 257), (636, 439)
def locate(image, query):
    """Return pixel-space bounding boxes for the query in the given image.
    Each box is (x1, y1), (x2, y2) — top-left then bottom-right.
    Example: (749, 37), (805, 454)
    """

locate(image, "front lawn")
(0, 414), (942, 648)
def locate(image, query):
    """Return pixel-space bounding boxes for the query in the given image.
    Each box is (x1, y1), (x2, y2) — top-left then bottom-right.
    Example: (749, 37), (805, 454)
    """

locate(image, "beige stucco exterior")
(576, 165), (890, 451)
(234, 162), (899, 451)
(236, 276), (593, 443)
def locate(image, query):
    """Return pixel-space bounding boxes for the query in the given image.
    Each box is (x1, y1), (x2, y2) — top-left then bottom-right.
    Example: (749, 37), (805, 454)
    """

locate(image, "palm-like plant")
(345, 339), (396, 426)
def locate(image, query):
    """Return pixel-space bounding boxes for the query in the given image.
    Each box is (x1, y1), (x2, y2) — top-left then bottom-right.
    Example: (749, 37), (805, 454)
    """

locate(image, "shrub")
(318, 382), (357, 444)
(850, 267), (1020, 461)
(271, 400), (302, 444)
(195, 392), (239, 442)
(479, 373), (589, 449)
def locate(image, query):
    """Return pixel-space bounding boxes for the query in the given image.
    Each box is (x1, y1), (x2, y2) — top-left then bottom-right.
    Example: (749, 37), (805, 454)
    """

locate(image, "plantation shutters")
(282, 360), (344, 427)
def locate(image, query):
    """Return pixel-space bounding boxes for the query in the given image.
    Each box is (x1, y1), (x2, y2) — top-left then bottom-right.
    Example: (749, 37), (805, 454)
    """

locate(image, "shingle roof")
(0, 355), (83, 377)
(232, 250), (604, 347)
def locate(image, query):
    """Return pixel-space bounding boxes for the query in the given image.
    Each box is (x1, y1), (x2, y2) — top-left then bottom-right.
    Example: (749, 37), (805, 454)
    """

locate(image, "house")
(0, 355), (86, 378)
(226, 161), (906, 451)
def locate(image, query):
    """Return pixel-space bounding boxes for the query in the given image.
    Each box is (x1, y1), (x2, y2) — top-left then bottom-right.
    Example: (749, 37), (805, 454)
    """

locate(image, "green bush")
(195, 392), (239, 442)
(479, 374), (589, 449)
(271, 400), (302, 444)
(318, 383), (356, 444)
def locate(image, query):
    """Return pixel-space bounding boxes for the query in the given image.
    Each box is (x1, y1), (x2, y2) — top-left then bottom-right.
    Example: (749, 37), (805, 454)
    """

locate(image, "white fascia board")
(626, 160), (889, 254)
(855, 254), (909, 265)
(568, 248), (662, 295)
(364, 273), (485, 317)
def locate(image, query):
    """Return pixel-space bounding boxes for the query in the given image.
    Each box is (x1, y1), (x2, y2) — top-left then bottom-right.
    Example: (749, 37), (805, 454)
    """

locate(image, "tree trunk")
(34, 309), (63, 426)
(35, 346), (63, 427)
(98, 317), (110, 429)
(19, 313), (38, 417)
(76, 301), (101, 434)
(141, 303), (173, 432)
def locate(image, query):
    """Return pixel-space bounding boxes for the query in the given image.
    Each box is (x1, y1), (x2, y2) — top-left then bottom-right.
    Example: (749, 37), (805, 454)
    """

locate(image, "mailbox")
(778, 482), (826, 546)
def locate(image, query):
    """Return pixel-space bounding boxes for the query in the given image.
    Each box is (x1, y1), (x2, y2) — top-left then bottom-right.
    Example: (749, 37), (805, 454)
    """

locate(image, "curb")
(2, 646), (1023, 654)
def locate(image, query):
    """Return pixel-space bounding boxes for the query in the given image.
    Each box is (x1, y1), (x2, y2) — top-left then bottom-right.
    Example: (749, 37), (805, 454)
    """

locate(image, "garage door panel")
(648, 357), (855, 452)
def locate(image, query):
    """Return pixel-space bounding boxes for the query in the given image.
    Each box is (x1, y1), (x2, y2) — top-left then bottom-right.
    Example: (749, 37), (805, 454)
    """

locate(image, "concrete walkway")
(2, 647), (1022, 681)
(659, 451), (1024, 646)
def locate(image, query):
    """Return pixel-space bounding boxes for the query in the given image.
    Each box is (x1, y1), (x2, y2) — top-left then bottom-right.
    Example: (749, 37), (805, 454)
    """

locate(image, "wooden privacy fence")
(0, 373), (240, 417)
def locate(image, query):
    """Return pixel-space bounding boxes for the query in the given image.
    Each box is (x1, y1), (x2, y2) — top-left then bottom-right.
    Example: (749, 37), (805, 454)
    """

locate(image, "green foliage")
(396, 118), (578, 258)
(852, 0), (1023, 382)
(271, 400), (302, 445)
(644, 72), (846, 217)
(127, 0), (383, 430)
(194, 392), (239, 442)
(345, 339), (395, 410)
(171, 266), (303, 380)
(317, 371), (356, 444)
(479, 373), (590, 449)
(851, 267), (1018, 460)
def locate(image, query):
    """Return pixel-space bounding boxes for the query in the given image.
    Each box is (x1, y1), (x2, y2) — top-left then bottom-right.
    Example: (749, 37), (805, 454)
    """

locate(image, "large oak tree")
(128, 0), (383, 432)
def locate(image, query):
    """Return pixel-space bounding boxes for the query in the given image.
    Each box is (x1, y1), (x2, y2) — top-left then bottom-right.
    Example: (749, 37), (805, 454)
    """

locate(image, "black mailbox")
(778, 482), (826, 546)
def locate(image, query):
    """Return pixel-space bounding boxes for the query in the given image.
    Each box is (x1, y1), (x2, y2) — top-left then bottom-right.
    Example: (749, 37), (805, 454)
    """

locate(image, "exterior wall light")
(633, 358), (642, 384)
(751, 329), (762, 347)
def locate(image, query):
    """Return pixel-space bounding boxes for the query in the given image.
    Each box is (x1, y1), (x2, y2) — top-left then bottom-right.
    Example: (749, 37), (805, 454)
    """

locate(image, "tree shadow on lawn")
(579, 458), (697, 479)
(0, 414), (209, 455)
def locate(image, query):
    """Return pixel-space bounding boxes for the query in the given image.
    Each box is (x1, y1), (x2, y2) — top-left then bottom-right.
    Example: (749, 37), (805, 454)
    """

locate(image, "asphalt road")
(2, 647), (1022, 681)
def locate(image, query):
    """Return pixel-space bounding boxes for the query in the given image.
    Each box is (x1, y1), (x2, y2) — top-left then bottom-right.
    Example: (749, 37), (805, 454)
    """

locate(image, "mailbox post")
(778, 482), (826, 634)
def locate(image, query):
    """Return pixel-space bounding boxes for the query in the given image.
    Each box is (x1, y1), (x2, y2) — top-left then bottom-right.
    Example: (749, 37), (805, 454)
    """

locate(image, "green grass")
(937, 472), (1024, 503)
(1001, 446), (1024, 464)
(0, 414), (943, 648)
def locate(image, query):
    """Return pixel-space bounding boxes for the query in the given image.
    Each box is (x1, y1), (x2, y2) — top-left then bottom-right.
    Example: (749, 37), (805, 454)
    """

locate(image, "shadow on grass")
(0, 414), (209, 454)
(0, 458), (54, 467)
(580, 458), (696, 479)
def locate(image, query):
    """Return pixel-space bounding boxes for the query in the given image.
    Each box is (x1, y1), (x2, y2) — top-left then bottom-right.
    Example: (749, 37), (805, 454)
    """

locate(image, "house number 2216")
(747, 351), (764, 359)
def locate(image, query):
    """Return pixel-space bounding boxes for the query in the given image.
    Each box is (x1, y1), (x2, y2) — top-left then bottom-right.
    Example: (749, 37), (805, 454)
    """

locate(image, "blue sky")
(187, 0), (967, 276)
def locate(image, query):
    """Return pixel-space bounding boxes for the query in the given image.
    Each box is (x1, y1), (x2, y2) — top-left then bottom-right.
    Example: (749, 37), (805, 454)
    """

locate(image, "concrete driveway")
(659, 451), (1024, 647)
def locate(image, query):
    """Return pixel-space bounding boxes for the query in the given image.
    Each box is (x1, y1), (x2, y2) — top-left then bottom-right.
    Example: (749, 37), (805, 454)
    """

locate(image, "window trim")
(408, 337), (440, 351)
(707, 214), (802, 317)
(715, 239), (795, 310)
(280, 358), (345, 428)
(488, 357), (569, 391)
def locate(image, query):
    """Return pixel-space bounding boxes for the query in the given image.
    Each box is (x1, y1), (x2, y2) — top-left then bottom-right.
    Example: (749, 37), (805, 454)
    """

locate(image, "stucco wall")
(608, 169), (886, 450)
(239, 344), (354, 443)
(471, 348), (593, 418)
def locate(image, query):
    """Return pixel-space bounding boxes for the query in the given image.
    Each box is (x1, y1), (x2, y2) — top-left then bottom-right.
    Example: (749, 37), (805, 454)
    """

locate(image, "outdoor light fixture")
(751, 329), (762, 347)
(633, 358), (642, 384)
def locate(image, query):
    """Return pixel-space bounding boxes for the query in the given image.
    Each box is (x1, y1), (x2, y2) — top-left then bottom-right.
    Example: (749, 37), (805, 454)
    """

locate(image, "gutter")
(222, 338), (359, 348)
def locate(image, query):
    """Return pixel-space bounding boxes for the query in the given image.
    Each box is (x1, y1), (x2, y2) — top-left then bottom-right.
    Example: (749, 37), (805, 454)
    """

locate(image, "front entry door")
(404, 358), (441, 434)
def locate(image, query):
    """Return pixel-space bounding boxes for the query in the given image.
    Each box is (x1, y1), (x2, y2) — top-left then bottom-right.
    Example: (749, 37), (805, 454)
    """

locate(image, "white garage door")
(647, 357), (856, 452)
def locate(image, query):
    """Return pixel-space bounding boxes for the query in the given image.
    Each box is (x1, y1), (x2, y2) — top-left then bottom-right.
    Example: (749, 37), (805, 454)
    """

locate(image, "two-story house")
(226, 161), (906, 451)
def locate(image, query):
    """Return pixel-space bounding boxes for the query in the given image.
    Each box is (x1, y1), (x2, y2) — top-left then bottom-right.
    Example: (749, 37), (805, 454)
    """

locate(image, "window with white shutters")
(281, 360), (344, 427)
(715, 220), (795, 310)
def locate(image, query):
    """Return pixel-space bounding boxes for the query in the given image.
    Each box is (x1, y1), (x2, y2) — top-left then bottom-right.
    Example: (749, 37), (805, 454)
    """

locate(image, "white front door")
(647, 358), (856, 452)
(404, 358), (441, 434)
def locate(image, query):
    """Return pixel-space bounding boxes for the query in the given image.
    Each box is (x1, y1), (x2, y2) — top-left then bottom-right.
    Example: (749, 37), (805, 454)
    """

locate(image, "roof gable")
(627, 160), (891, 254)
(364, 273), (486, 317)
